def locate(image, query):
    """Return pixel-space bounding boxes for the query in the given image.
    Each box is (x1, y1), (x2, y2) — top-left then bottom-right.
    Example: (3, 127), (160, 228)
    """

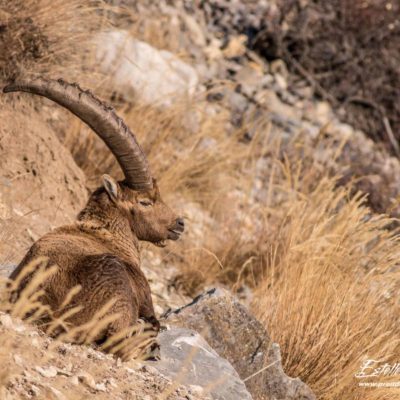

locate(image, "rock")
(223, 35), (247, 58)
(204, 38), (224, 61)
(165, 288), (316, 400)
(182, 14), (207, 47)
(0, 313), (25, 333)
(35, 366), (58, 378)
(0, 314), (14, 329)
(95, 30), (199, 106)
(264, 344), (318, 400)
(227, 90), (249, 115)
(13, 355), (24, 367)
(194, 0), (270, 40)
(30, 384), (41, 397)
(77, 372), (98, 390)
(164, 288), (268, 396)
(0, 264), (15, 277)
(48, 387), (67, 400)
(270, 59), (289, 80)
(274, 73), (288, 91)
(259, 89), (303, 122)
(235, 64), (264, 97)
(70, 375), (80, 386)
(153, 327), (252, 400)
(94, 382), (107, 392)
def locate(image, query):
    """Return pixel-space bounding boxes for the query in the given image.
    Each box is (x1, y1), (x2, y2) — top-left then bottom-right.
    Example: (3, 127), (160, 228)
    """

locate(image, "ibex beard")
(3, 77), (185, 359)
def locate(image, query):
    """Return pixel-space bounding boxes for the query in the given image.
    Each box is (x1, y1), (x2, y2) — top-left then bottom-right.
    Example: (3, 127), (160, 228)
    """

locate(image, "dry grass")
(64, 87), (256, 205)
(252, 175), (400, 399)
(0, 260), (157, 363)
(0, 0), (114, 86)
(172, 142), (400, 400)
(163, 125), (400, 398)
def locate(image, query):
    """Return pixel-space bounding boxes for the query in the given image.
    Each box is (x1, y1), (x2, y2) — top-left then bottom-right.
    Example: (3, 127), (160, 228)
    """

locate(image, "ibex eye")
(139, 200), (152, 207)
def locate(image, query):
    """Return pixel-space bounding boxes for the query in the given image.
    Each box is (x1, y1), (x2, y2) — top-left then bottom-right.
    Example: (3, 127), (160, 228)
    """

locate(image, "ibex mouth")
(167, 229), (182, 241)
(155, 240), (167, 248)
(167, 218), (185, 241)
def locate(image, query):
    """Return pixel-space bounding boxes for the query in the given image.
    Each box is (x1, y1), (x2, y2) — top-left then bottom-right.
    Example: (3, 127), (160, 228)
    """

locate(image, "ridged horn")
(3, 77), (153, 190)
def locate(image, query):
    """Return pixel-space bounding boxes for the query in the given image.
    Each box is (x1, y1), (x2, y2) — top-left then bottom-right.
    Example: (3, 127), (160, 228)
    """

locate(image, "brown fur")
(10, 176), (184, 344)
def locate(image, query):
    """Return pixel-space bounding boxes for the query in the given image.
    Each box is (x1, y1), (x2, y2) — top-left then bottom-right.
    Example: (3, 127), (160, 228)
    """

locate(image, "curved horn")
(3, 77), (153, 190)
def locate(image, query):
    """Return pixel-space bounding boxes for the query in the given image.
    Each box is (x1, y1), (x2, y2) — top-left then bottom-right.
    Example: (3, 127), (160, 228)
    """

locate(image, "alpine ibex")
(4, 77), (184, 349)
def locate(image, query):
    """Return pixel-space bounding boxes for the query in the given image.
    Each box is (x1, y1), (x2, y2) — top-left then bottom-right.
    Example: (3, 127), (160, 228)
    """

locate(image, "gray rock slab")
(153, 327), (253, 400)
(164, 288), (316, 400)
(94, 30), (199, 107)
(0, 264), (15, 278)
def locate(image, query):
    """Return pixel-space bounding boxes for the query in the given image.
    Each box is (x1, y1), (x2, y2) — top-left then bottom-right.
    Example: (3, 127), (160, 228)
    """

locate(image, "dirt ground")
(0, 97), (87, 265)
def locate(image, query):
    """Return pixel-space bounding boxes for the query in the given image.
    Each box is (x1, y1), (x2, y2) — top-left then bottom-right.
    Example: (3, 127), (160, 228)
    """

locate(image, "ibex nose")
(176, 218), (185, 232)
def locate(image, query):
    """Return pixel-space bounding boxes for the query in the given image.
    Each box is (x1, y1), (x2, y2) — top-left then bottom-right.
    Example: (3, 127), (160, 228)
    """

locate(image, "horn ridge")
(3, 77), (153, 190)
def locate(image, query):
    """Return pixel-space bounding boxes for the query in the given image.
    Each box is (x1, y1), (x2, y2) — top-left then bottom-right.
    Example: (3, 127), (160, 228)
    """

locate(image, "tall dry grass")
(252, 175), (400, 399)
(0, 0), (111, 85)
(0, 260), (157, 362)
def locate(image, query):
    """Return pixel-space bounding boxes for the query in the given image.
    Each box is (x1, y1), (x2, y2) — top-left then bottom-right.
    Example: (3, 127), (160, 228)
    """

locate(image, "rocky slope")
(104, 0), (400, 219)
(0, 286), (317, 399)
(0, 312), (208, 400)
(1, 1), (400, 400)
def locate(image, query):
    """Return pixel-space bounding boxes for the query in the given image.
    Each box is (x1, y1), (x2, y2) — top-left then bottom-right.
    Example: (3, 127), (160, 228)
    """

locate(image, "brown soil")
(0, 97), (87, 264)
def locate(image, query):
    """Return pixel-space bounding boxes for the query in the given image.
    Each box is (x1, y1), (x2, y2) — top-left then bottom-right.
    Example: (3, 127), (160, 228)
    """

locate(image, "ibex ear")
(102, 174), (119, 203)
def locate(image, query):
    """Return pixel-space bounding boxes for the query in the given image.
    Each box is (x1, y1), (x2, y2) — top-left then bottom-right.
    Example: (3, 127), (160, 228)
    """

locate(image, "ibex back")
(4, 78), (184, 352)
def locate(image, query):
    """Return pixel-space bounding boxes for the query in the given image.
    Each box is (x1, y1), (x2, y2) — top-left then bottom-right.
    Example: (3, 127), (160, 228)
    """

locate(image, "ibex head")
(4, 77), (184, 247)
(101, 175), (184, 247)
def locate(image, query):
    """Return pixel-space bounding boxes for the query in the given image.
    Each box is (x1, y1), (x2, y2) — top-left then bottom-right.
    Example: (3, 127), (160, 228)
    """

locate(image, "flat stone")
(35, 366), (58, 378)
(0, 264), (15, 277)
(153, 327), (253, 400)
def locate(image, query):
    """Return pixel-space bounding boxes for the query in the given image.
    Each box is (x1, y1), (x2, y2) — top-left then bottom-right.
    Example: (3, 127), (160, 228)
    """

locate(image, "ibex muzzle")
(4, 77), (185, 358)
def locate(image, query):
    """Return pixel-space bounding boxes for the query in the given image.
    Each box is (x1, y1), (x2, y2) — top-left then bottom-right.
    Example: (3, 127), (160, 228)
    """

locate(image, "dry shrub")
(171, 128), (347, 295)
(0, 0), (108, 84)
(251, 176), (400, 399)
(256, 0), (400, 153)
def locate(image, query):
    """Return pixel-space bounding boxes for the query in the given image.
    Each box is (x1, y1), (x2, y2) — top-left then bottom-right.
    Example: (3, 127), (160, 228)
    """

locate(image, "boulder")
(263, 344), (317, 400)
(164, 288), (316, 400)
(0, 264), (15, 278)
(95, 30), (199, 107)
(153, 327), (253, 400)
